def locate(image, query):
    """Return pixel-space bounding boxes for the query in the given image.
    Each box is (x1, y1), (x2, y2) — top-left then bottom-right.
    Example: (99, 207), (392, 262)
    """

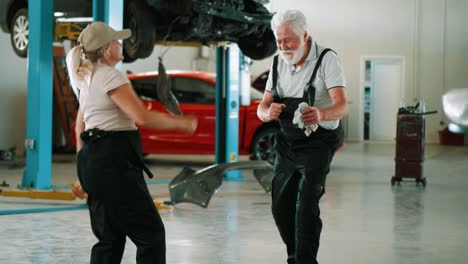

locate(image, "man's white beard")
(280, 38), (306, 65)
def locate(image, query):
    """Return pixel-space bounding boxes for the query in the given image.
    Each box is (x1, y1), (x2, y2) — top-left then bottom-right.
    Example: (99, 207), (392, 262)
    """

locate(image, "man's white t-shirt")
(265, 39), (346, 130)
(77, 63), (137, 131)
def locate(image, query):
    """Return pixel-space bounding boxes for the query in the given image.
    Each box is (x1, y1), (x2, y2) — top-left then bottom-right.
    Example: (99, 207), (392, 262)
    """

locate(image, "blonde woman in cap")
(66, 21), (197, 264)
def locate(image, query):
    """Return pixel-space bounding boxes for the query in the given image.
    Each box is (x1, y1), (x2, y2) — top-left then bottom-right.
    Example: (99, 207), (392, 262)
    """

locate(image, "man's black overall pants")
(272, 96), (343, 264)
(270, 51), (343, 264)
(77, 129), (165, 264)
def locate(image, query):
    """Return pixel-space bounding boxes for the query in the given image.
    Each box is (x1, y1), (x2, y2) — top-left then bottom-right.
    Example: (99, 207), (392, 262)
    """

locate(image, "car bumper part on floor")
(168, 160), (273, 208)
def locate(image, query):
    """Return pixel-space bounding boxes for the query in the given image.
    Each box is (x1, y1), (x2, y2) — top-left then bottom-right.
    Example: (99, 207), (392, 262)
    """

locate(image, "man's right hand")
(268, 103), (286, 121)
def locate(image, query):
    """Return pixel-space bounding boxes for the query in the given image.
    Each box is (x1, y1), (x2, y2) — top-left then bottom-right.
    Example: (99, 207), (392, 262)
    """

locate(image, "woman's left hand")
(72, 180), (87, 199)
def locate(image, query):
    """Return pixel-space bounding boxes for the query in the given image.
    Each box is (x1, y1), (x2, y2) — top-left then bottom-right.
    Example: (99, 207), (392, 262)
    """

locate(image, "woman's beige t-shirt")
(77, 63), (137, 131)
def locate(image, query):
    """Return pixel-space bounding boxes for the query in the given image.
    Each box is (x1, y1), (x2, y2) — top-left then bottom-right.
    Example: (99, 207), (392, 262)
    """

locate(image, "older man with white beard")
(257, 9), (348, 264)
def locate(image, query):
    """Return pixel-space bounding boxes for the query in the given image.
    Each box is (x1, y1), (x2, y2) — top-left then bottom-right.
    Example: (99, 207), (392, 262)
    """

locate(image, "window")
(130, 77), (159, 101)
(172, 77), (215, 104)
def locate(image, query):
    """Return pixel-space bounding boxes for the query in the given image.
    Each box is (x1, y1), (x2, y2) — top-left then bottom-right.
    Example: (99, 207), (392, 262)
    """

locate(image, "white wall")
(251, 0), (468, 142)
(0, 0), (467, 153)
(0, 32), (28, 154)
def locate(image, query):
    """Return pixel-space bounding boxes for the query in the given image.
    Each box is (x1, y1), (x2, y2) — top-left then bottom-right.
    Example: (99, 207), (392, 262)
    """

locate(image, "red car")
(251, 70), (269, 92)
(128, 70), (279, 163)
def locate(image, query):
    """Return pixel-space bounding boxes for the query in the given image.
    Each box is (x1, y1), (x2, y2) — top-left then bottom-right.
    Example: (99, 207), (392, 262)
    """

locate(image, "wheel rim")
(254, 133), (276, 164)
(13, 15), (28, 52)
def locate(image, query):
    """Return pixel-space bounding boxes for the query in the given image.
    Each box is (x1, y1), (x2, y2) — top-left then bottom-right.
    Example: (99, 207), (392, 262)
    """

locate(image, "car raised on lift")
(0, 0), (276, 61)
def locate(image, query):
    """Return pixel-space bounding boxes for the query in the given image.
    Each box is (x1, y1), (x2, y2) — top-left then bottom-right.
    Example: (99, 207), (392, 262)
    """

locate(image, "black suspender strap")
(272, 55), (279, 102)
(270, 48), (336, 105)
(307, 48), (335, 106)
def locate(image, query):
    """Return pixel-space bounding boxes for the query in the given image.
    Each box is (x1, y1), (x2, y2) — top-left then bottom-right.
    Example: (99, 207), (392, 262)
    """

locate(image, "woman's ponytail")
(65, 46), (83, 97)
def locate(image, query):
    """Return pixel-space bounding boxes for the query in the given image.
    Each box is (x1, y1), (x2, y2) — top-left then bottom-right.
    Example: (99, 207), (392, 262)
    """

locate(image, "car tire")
(250, 126), (279, 164)
(123, 0), (155, 62)
(10, 8), (29, 58)
(122, 48), (137, 63)
(238, 28), (277, 60)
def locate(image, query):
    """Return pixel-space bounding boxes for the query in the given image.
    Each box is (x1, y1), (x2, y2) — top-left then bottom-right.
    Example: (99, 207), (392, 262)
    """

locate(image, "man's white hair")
(271, 9), (308, 37)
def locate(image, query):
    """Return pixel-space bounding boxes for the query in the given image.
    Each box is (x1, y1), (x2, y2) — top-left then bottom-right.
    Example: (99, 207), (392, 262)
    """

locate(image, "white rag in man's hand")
(292, 102), (318, 136)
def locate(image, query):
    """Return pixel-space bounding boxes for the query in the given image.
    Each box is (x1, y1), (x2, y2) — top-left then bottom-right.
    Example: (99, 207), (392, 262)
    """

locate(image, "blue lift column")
(215, 44), (242, 180)
(93, 0), (124, 69)
(22, 0), (54, 189)
(93, 0), (108, 22)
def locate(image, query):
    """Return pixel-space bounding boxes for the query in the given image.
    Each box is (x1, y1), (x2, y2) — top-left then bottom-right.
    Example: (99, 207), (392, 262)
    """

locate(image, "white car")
(443, 88), (468, 133)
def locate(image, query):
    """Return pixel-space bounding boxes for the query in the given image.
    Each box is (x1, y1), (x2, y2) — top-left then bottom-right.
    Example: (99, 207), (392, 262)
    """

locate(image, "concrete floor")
(0, 142), (467, 264)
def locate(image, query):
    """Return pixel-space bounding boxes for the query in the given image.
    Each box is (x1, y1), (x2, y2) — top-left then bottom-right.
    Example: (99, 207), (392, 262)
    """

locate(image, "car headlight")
(443, 87), (468, 133)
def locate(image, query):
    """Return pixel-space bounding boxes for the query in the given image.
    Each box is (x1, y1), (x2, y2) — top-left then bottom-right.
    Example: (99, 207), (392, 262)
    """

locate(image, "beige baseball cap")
(78, 21), (131, 52)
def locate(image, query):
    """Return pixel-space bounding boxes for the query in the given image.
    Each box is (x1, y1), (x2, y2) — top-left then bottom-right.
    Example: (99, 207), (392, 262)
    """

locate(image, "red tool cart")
(391, 105), (437, 187)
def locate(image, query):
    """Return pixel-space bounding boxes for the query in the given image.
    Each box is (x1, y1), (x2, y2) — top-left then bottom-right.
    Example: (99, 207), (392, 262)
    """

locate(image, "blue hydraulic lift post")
(215, 46), (227, 165)
(22, 0), (54, 189)
(225, 44), (242, 180)
(107, 1), (125, 70)
(215, 45), (242, 180)
(93, 0), (109, 23)
(93, 0), (124, 68)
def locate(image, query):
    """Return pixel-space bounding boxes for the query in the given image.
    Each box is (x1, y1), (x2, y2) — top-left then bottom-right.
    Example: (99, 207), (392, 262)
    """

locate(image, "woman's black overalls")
(270, 50), (344, 264)
(77, 129), (166, 264)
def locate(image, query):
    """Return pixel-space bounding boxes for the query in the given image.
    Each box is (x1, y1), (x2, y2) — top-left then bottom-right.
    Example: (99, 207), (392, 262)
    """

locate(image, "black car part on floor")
(168, 160), (273, 208)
